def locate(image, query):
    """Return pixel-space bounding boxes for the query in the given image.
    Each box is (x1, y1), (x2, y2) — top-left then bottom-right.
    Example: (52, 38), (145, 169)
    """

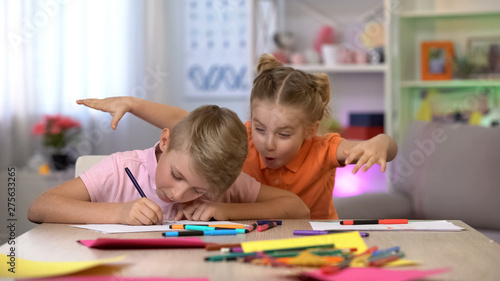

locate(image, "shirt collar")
(259, 138), (312, 173)
(148, 142), (161, 188)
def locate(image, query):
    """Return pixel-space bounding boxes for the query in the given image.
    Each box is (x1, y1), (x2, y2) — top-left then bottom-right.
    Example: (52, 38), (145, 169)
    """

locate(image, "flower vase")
(51, 154), (69, 171)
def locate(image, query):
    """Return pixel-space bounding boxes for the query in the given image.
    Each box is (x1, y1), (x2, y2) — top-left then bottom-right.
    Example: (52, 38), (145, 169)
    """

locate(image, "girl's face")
(251, 101), (312, 170)
(155, 130), (209, 203)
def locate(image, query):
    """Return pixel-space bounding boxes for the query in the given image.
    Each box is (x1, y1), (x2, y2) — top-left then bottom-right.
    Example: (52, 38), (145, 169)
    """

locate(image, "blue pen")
(125, 167), (147, 198)
(162, 230), (239, 237)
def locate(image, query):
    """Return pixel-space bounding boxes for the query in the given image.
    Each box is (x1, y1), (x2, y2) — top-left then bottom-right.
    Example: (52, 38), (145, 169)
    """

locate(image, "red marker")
(257, 222), (277, 232)
(340, 219), (408, 225)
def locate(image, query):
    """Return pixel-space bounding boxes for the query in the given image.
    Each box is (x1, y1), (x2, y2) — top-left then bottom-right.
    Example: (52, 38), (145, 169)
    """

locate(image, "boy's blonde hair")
(167, 105), (248, 199)
(250, 53), (331, 125)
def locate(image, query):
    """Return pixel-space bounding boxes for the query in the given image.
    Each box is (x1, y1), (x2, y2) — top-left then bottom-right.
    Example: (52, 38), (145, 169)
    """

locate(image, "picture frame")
(467, 36), (500, 75)
(421, 41), (454, 81)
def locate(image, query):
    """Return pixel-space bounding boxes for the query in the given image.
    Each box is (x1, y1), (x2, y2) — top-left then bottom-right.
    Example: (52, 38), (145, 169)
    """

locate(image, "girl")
(77, 54), (397, 219)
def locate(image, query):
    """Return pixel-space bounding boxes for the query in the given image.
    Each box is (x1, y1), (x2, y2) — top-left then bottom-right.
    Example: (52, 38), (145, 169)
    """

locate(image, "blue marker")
(162, 230), (239, 237)
(371, 246), (400, 257)
(184, 225), (246, 233)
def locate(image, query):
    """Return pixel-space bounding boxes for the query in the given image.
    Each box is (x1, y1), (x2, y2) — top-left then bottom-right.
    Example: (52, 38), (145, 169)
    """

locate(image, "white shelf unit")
(251, 0), (389, 129)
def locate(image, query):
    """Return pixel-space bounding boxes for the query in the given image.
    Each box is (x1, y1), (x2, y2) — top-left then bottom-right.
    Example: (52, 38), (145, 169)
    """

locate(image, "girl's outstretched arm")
(28, 177), (164, 225)
(337, 134), (398, 174)
(77, 97), (189, 130)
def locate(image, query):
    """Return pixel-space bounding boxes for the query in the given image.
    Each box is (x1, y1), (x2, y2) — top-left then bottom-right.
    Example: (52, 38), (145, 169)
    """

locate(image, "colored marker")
(220, 247), (243, 253)
(257, 222), (277, 232)
(369, 252), (405, 267)
(320, 259), (351, 275)
(264, 244), (336, 254)
(169, 224), (245, 229)
(191, 225), (247, 233)
(205, 243), (241, 251)
(257, 220), (282, 225)
(293, 230), (369, 237)
(183, 225), (246, 233)
(162, 230), (239, 237)
(245, 223), (258, 233)
(204, 252), (256, 262)
(340, 219), (408, 225)
(371, 246), (400, 257)
(125, 167), (146, 198)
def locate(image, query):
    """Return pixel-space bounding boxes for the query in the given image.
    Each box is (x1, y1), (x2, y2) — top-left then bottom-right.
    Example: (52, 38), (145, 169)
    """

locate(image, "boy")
(28, 105), (309, 224)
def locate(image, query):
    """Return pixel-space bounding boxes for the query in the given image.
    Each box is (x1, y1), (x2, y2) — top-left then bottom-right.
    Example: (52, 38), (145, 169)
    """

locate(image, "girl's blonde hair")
(168, 105), (248, 199)
(250, 53), (331, 125)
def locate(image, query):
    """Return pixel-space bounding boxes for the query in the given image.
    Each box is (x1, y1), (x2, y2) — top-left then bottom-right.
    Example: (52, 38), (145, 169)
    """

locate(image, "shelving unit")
(287, 64), (387, 73)
(388, 0), (500, 142)
(252, 0), (389, 129)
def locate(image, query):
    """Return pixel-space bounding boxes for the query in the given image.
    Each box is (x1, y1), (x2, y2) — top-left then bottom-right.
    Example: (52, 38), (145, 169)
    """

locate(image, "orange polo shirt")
(242, 121), (344, 219)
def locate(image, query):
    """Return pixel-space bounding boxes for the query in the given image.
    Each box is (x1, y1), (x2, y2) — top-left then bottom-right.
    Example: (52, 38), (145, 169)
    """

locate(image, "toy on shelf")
(343, 112), (384, 140)
(272, 31), (295, 64)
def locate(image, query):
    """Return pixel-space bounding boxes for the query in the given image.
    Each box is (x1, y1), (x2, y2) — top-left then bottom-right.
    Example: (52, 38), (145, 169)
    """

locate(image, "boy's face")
(251, 101), (313, 170)
(155, 129), (209, 203)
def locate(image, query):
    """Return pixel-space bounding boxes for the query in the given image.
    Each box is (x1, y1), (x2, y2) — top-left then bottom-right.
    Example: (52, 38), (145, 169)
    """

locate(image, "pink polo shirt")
(80, 143), (261, 220)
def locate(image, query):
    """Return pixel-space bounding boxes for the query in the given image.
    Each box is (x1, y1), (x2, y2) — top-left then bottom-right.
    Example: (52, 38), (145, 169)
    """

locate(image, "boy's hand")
(119, 198), (163, 225)
(344, 134), (391, 174)
(76, 97), (132, 130)
(174, 199), (227, 221)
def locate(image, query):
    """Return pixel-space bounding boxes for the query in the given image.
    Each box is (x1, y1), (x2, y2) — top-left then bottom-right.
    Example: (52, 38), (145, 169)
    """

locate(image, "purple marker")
(293, 230), (369, 237)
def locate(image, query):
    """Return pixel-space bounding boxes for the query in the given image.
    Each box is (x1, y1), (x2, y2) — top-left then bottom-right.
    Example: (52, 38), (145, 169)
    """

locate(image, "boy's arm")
(176, 184), (310, 221)
(77, 97), (189, 130)
(337, 134), (398, 174)
(28, 177), (164, 225)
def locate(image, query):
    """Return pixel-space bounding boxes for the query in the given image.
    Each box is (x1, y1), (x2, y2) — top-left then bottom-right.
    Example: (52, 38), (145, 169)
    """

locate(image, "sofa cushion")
(333, 191), (413, 219)
(392, 121), (500, 230)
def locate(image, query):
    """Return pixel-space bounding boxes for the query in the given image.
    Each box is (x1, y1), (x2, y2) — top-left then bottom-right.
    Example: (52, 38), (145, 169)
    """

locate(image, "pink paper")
(23, 277), (208, 281)
(302, 267), (450, 281)
(78, 238), (206, 249)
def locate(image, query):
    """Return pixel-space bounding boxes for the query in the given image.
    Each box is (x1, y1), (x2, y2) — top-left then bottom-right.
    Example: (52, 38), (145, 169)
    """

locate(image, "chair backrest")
(75, 155), (107, 177)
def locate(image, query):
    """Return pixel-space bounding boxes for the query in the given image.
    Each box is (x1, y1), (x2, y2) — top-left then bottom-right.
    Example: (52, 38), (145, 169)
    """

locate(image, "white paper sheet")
(310, 220), (464, 232)
(71, 220), (247, 234)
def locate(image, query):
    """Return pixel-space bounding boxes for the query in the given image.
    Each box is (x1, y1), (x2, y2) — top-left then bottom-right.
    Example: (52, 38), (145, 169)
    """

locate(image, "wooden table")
(1, 220), (500, 280)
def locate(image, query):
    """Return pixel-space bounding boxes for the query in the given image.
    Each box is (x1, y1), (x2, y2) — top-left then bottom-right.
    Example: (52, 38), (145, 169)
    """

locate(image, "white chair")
(74, 155), (106, 177)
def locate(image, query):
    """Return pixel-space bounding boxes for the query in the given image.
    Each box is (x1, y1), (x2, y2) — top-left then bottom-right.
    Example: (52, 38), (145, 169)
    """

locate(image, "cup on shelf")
(321, 44), (339, 66)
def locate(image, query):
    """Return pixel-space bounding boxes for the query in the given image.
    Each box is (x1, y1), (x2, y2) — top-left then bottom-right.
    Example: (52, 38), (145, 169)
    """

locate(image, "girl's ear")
(305, 121), (320, 140)
(159, 128), (170, 152)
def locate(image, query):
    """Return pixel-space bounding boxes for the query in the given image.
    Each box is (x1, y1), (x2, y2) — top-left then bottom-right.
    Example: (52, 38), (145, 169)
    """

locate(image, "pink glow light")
(333, 165), (388, 197)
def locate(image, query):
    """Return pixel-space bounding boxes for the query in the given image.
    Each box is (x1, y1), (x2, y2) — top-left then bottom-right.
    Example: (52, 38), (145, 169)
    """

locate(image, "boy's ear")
(305, 121), (320, 140)
(159, 128), (170, 152)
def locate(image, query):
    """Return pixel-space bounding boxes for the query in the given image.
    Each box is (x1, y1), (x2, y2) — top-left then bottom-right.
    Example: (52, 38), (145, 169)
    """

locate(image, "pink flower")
(59, 116), (81, 129)
(49, 123), (62, 134)
(32, 122), (46, 135)
(32, 114), (81, 152)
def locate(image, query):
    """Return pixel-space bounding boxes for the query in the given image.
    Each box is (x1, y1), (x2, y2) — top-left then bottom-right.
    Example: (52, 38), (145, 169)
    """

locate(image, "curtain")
(1, 0), (168, 170)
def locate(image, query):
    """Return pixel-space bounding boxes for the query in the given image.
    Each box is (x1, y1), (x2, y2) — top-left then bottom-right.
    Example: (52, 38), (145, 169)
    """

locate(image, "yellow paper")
(241, 231), (367, 254)
(0, 254), (126, 278)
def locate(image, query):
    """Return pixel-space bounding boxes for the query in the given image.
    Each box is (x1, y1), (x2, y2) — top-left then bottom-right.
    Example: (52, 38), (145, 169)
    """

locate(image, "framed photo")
(467, 37), (500, 75)
(421, 41), (454, 81)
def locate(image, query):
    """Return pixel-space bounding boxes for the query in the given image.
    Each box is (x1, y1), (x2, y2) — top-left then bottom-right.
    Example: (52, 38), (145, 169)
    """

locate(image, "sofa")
(333, 121), (500, 243)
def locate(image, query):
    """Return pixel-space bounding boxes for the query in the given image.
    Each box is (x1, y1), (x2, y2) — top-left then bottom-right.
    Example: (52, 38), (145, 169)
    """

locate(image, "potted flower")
(32, 115), (81, 170)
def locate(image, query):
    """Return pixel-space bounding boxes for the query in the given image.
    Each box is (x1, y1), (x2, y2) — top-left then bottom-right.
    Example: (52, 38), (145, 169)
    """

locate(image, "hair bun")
(257, 53), (283, 74)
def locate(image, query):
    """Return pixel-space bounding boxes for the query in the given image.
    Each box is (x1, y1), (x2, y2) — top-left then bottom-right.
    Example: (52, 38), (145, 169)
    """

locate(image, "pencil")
(125, 167), (147, 198)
